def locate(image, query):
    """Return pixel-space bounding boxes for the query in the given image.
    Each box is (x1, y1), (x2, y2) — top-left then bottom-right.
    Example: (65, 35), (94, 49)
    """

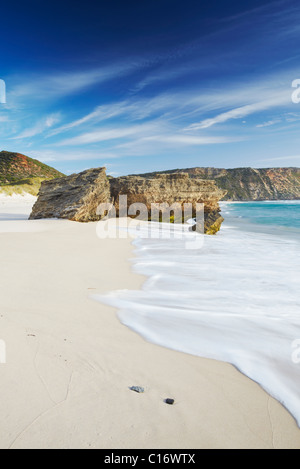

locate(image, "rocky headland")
(30, 168), (226, 234)
(0, 150), (64, 196)
(140, 167), (300, 201)
(5, 154), (297, 234)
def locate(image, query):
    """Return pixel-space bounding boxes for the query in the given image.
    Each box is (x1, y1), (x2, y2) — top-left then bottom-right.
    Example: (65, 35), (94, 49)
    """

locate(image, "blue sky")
(1, 0), (300, 176)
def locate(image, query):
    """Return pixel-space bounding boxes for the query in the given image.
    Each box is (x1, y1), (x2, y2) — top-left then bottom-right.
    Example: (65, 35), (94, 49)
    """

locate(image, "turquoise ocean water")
(221, 200), (300, 235)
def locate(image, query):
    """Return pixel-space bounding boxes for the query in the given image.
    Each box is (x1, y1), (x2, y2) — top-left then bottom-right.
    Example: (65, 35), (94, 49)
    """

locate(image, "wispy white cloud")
(7, 61), (146, 105)
(56, 122), (161, 146)
(11, 113), (61, 139)
(111, 132), (243, 159)
(48, 101), (133, 137)
(48, 94), (186, 137)
(218, 0), (290, 24)
(2, 20), (300, 172)
(256, 119), (281, 128)
(143, 134), (243, 145)
(129, 1), (300, 96)
(184, 90), (291, 130)
(259, 154), (300, 162)
(28, 148), (118, 163)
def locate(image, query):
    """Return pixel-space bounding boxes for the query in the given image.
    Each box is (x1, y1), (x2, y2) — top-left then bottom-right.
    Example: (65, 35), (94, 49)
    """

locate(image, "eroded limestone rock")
(30, 168), (226, 234)
(29, 167), (110, 222)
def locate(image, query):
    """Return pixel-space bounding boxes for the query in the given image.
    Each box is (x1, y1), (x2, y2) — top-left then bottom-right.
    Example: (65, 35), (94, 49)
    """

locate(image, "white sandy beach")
(0, 196), (300, 449)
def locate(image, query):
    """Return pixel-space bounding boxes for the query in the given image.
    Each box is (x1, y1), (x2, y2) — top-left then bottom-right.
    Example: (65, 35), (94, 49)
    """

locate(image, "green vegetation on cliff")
(0, 151), (64, 195)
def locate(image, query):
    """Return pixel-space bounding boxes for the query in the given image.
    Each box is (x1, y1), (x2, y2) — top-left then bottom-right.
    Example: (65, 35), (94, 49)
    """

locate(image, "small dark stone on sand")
(130, 386), (145, 393)
(165, 398), (175, 405)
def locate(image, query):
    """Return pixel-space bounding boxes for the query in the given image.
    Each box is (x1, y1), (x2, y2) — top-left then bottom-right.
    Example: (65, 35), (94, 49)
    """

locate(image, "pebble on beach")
(129, 386), (145, 393)
(165, 398), (175, 405)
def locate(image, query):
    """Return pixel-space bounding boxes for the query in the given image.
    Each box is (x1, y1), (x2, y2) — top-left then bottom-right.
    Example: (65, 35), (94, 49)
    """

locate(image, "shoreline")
(95, 213), (300, 435)
(0, 200), (299, 448)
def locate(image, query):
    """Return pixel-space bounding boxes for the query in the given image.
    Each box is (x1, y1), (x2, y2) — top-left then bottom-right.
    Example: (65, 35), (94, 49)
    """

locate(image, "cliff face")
(110, 173), (226, 234)
(141, 167), (300, 201)
(0, 150), (64, 195)
(30, 168), (226, 234)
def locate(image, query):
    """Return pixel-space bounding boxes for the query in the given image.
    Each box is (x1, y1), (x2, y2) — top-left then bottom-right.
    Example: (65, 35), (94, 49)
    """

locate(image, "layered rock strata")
(29, 168), (110, 222)
(139, 167), (300, 201)
(30, 168), (226, 234)
(110, 173), (225, 234)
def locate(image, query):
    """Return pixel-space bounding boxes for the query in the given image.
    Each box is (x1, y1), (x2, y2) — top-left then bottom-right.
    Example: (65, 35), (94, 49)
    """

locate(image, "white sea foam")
(96, 211), (300, 426)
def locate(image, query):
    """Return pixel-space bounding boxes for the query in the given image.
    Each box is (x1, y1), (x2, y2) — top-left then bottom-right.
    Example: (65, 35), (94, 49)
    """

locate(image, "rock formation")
(29, 168), (111, 222)
(110, 172), (225, 234)
(139, 167), (300, 201)
(30, 167), (226, 234)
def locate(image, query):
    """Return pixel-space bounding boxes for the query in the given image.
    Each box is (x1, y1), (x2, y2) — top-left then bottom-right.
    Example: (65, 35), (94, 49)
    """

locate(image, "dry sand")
(0, 198), (300, 449)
